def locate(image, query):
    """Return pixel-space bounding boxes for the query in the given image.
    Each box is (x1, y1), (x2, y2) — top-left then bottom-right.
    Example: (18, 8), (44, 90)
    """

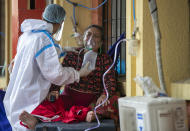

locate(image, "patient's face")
(83, 27), (102, 52)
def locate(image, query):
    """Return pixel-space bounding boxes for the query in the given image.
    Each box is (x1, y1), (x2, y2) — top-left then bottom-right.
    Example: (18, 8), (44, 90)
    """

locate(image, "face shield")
(53, 21), (64, 41)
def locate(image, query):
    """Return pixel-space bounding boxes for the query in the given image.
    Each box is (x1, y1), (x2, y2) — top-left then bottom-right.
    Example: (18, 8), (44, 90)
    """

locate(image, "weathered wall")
(55, 0), (91, 47)
(127, 0), (190, 96)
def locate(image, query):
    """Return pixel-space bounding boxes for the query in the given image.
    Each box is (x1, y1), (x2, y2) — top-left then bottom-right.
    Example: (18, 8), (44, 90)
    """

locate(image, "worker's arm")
(35, 36), (80, 86)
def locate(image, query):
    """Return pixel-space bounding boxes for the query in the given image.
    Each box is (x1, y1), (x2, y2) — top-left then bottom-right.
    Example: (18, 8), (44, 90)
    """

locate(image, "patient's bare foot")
(86, 111), (95, 122)
(19, 111), (38, 129)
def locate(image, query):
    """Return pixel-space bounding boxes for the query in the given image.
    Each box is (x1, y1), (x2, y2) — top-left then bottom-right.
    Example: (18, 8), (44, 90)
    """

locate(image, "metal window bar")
(103, 0), (126, 75)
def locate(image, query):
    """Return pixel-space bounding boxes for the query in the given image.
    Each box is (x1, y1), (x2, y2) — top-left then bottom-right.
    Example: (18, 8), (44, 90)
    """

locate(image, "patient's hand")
(96, 94), (110, 107)
(46, 91), (59, 101)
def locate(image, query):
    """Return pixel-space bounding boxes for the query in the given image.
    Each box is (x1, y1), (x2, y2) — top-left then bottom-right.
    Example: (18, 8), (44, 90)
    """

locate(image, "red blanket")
(31, 97), (90, 123)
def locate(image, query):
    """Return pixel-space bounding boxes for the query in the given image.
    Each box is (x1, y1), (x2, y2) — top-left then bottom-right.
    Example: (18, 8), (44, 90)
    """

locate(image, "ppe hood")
(21, 19), (53, 33)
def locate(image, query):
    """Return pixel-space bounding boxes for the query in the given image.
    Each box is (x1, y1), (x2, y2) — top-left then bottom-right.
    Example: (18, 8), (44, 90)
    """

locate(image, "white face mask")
(53, 22), (64, 41)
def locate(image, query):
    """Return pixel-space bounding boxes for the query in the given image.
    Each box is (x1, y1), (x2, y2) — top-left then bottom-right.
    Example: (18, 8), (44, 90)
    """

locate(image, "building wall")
(127, 0), (190, 96)
(54, 0), (92, 47)
(4, 0), (190, 97)
(126, 0), (138, 96)
(0, 0), (11, 89)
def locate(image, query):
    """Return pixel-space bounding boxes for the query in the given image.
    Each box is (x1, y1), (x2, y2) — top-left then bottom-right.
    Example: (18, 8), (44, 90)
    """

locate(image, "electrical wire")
(73, 6), (77, 25)
(132, 0), (137, 36)
(133, 0), (136, 23)
(65, 0), (107, 10)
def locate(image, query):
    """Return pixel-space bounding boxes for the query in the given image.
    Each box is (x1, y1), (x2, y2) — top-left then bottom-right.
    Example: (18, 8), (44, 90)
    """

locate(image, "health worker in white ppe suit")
(3, 4), (91, 131)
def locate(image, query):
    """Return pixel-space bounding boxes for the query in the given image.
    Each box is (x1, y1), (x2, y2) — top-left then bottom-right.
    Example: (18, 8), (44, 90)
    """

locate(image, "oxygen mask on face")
(84, 36), (96, 50)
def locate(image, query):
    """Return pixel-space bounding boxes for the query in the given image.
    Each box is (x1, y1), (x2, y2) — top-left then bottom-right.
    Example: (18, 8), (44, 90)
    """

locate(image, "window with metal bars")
(103, 0), (126, 76)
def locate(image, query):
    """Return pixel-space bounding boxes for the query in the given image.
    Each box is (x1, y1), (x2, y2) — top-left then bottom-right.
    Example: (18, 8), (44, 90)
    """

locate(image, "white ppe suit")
(3, 19), (79, 131)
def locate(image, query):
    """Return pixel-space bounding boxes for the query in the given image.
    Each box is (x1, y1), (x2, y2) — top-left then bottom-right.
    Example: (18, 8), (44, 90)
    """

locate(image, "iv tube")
(85, 39), (127, 131)
(76, 48), (85, 69)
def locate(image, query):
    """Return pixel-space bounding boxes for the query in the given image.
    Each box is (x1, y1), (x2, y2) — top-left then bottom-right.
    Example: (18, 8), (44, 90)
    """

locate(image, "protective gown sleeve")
(35, 38), (79, 86)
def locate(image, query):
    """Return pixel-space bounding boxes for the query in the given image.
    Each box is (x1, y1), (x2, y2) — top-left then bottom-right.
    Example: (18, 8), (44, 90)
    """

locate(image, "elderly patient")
(19, 25), (119, 129)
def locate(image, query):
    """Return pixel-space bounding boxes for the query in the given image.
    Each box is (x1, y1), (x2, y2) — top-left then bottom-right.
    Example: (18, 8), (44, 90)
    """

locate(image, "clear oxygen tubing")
(65, 0), (108, 25)
(84, 39), (127, 131)
(76, 48), (85, 69)
(148, 0), (166, 93)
